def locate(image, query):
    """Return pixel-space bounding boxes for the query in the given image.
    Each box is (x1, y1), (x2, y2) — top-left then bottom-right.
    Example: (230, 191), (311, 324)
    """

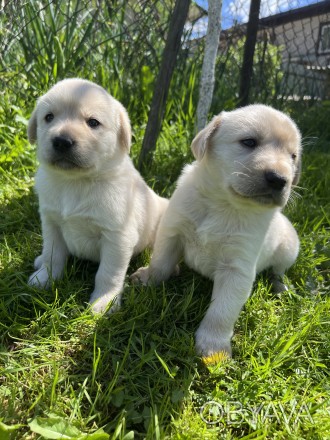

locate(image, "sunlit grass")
(0, 114), (329, 439)
(1, 1), (329, 436)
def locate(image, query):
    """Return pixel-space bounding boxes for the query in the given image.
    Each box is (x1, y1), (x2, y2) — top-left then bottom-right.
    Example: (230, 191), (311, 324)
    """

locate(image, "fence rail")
(1, 0), (330, 146)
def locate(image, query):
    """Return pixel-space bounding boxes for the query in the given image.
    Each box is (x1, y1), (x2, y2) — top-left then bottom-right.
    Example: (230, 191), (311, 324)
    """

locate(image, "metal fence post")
(238, 0), (261, 107)
(138, 0), (191, 171)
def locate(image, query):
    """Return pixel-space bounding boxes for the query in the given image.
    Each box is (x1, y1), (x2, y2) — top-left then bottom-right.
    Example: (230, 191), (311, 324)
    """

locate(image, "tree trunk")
(196, 0), (222, 132)
(138, 0), (191, 171)
(238, 0), (261, 107)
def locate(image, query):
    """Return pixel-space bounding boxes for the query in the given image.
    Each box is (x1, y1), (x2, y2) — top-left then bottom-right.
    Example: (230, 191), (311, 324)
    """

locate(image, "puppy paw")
(89, 292), (121, 315)
(202, 351), (230, 365)
(34, 255), (44, 270)
(195, 327), (232, 362)
(28, 266), (51, 289)
(172, 264), (180, 277)
(270, 274), (290, 293)
(130, 266), (152, 285)
(130, 265), (180, 285)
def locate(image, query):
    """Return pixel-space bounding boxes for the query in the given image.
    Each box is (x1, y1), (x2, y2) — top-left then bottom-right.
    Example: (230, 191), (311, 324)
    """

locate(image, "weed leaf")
(28, 416), (80, 438)
(0, 421), (24, 440)
(28, 415), (109, 439)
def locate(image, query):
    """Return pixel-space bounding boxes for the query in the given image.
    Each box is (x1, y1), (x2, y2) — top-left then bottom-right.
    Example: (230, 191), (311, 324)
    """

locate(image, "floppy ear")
(27, 107), (38, 144)
(292, 156), (302, 186)
(118, 107), (131, 153)
(191, 114), (222, 161)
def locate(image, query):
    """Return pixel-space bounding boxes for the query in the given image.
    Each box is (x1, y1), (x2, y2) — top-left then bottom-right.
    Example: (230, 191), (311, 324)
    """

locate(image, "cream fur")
(131, 104), (302, 357)
(28, 78), (168, 313)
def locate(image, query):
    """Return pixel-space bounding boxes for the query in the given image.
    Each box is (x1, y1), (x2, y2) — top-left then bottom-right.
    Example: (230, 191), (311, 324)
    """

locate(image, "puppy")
(28, 78), (168, 313)
(131, 104), (302, 361)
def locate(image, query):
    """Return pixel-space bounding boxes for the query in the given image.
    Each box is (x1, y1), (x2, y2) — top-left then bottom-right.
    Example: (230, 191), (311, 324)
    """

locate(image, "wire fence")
(234, 0), (330, 102)
(1, 0), (330, 118)
(189, 0), (330, 107)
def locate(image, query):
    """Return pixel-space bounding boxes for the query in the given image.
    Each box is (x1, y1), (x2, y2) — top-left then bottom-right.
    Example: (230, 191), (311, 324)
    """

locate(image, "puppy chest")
(182, 231), (221, 277)
(182, 227), (258, 279)
(60, 218), (102, 262)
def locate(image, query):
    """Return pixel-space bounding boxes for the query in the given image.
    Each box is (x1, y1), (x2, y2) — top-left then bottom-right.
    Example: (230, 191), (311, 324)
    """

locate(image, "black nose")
(264, 170), (287, 191)
(52, 135), (75, 153)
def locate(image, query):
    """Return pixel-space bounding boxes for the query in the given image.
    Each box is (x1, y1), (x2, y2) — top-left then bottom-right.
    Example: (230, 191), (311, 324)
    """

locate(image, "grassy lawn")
(0, 103), (329, 439)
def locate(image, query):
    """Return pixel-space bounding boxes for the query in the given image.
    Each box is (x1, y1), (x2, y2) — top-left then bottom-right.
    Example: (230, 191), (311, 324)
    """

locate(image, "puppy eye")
(87, 118), (100, 128)
(291, 153), (297, 160)
(240, 138), (257, 148)
(45, 113), (54, 123)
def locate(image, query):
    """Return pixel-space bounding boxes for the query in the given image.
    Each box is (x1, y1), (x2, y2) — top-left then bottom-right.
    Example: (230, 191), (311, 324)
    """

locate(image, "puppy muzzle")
(232, 169), (290, 207)
(264, 170), (287, 192)
(53, 135), (76, 153)
(49, 135), (86, 170)
(254, 171), (289, 206)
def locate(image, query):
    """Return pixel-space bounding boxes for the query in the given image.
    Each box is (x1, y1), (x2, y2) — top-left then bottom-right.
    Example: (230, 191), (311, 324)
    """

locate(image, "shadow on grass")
(65, 271), (206, 434)
(0, 189), (209, 435)
(1, 165), (328, 437)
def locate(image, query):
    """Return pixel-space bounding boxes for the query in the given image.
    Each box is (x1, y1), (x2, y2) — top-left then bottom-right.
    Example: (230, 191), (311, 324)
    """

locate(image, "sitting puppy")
(28, 78), (168, 313)
(131, 105), (302, 361)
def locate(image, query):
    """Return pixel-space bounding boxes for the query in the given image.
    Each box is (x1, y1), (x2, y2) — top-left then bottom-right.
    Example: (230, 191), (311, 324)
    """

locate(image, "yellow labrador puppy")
(28, 78), (168, 313)
(132, 105), (302, 361)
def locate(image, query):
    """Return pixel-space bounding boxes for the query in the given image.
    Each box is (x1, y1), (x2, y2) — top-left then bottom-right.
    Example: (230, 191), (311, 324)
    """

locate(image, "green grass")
(1, 2), (329, 437)
(0, 112), (329, 439)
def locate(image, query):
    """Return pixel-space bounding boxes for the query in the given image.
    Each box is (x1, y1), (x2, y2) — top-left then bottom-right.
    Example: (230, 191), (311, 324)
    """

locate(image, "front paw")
(270, 274), (290, 293)
(34, 255), (44, 270)
(195, 326), (232, 363)
(28, 266), (51, 289)
(89, 291), (121, 314)
(130, 266), (152, 285)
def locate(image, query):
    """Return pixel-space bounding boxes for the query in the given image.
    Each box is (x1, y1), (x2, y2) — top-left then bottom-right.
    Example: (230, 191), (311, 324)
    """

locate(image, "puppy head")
(191, 104), (302, 208)
(28, 78), (131, 174)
